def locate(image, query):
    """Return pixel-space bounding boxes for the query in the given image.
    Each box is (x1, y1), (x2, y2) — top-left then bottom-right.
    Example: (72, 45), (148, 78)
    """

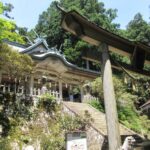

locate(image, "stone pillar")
(29, 75), (34, 95)
(59, 80), (63, 102)
(100, 43), (121, 150)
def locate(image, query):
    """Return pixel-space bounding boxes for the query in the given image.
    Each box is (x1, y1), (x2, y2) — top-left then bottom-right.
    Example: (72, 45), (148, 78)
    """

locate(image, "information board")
(66, 132), (87, 150)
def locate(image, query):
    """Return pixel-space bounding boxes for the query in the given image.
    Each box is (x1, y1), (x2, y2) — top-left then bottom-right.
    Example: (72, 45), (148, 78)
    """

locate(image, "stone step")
(63, 101), (138, 136)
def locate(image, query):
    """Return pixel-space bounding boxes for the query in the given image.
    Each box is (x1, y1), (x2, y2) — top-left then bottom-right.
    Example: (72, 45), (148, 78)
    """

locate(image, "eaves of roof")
(32, 52), (100, 77)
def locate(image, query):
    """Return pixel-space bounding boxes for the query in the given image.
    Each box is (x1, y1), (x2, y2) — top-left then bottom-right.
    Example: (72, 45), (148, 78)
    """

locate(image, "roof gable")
(21, 39), (49, 54)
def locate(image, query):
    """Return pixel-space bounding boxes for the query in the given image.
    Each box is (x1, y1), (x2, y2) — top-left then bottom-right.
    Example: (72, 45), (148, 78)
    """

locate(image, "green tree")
(0, 18), (25, 43)
(126, 13), (150, 44)
(0, 2), (14, 18)
(35, 0), (120, 65)
(0, 2), (25, 43)
(0, 43), (33, 78)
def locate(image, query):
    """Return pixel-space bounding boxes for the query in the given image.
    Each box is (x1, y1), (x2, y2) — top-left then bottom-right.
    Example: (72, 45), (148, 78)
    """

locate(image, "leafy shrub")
(59, 111), (93, 132)
(89, 99), (104, 113)
(40, 133), (65, 150)
(39, 93), (57, 113)
(59, 114), (83, 132)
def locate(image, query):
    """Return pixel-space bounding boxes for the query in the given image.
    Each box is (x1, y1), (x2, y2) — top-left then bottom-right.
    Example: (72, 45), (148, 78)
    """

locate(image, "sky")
(1, 0), (150, 30)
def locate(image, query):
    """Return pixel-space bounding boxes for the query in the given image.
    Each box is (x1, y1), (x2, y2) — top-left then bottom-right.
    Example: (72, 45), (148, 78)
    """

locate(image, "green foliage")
(0, 18), (25, 43)
(0, 2), (13, 18)
(1, 105), (91, 149)
(39, 93), (58, 113)
(0, 92), (34, 138)
(89, 99), (104, 113)
(91, 75), (133, 100)
(110, 52), (131, 65)
(90, 75), (150, 137)
(125, 13), (150, 44)
(91, 77), (103, 99)
(59, 110), (93, 133)
(131, 79), (150, 109)
(59, 114), (83, 132)
(40, 131), (65, 150)
(0, 43), (33, 78)
(118, 106), (141, 132)
(0, 2), (25, 43)
(35, 0), (120, 65)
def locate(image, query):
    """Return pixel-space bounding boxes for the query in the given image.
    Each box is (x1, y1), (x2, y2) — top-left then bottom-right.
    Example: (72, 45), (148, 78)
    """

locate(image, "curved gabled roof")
(32, 51), (100, 77)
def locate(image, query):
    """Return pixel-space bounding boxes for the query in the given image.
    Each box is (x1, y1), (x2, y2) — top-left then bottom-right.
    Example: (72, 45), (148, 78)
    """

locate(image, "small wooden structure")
(58, 7), (150, 150)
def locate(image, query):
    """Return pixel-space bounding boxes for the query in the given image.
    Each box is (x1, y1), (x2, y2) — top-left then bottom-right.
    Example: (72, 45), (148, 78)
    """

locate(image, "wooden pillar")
(100, 43), (121, 150)
(59, 80), (63, 102)
(29, 75), (34, 95)
(80, 85), (84, 103)
(69, 85), (74, 102)
(86, 60), (90, 70)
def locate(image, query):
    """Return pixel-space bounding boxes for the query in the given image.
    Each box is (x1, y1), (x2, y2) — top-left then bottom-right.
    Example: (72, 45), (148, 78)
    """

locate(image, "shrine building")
(0, 39), (99, 102)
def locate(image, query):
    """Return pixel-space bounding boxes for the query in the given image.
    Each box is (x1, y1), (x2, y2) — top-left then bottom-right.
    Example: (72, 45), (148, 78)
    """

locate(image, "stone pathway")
(63, 102), (138, 136)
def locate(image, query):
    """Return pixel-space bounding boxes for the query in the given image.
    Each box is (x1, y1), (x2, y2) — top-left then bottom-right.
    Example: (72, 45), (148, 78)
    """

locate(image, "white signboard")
(66, 132), (87, 150)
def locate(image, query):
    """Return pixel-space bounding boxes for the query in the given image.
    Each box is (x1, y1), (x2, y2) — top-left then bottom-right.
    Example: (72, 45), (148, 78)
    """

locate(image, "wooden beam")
(82, 55), (150, 77)
(60, 10), (150, 62)
(100, 43), (121, 150)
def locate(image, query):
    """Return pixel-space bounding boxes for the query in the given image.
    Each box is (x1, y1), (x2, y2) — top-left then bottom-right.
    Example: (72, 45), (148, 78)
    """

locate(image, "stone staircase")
(63, 102), (143, 150)
(63, 101), (136, 136)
